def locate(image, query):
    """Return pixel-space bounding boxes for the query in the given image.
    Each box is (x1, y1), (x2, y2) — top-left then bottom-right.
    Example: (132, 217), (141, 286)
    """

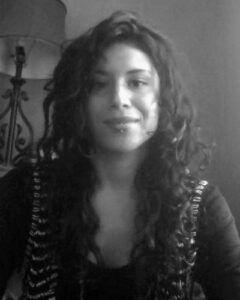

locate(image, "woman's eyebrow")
(92, 69), (153, 76)
(127, 69), (152, 75)
(92, 69), (108, 76)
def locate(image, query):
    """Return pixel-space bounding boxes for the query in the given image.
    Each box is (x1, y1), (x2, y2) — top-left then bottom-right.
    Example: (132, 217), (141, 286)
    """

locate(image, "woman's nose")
(110, 82), (131, 108)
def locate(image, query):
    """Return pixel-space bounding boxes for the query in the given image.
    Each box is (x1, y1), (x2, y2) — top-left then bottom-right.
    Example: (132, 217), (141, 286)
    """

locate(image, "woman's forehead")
(93, 43), (157, 74)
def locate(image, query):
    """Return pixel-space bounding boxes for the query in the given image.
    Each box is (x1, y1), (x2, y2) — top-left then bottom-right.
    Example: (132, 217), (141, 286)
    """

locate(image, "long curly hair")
(37, 10), (210, 298)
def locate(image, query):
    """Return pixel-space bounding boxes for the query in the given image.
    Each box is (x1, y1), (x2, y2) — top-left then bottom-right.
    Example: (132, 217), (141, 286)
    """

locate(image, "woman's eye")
(91, 80), (108, 91)
(129, 79), (148, 89)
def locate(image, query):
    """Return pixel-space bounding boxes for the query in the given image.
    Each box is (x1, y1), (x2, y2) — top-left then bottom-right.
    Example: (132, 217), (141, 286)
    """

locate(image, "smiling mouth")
(104, 117), (139, 131)
(104, 117), (139, 125)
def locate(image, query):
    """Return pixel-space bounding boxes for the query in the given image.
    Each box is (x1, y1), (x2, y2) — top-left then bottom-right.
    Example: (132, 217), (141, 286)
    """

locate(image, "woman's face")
(86, 43), (160, 154)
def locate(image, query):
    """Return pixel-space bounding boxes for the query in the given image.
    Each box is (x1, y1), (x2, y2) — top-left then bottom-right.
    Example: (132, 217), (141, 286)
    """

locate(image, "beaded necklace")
(21, 163), (59, 300)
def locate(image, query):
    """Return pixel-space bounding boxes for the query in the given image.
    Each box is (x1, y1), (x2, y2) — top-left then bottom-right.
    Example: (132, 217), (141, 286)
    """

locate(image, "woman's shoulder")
(195, 181), (240, 299)
(0, 161), (33, 183)
(197, 181), (236, 237)
(0, 162), (36, 231)
(0, 162), (34, 203)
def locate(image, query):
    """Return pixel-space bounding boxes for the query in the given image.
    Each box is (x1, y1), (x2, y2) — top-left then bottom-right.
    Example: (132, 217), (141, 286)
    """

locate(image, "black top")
(0, 162), (240, 299)
(56, 261), (135, 300)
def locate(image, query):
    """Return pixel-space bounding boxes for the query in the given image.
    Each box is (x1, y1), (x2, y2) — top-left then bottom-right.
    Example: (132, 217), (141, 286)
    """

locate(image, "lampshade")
(0, 0), (66, 79)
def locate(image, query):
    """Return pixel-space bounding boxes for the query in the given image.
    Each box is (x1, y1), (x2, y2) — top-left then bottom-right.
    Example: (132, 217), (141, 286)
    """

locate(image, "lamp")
(0, 0), (66, 174)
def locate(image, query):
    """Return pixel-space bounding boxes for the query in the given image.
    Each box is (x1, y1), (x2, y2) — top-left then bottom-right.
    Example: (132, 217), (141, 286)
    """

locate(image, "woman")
(1, 10), (240, 300)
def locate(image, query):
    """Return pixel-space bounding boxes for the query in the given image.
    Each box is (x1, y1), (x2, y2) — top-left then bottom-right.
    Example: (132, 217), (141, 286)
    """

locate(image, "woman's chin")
(96, 139), (148, 155)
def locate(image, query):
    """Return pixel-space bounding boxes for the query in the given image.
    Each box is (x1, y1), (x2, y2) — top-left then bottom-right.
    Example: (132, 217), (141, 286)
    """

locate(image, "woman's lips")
(105, 116), (139, 124)
(104, 116), (139, 131)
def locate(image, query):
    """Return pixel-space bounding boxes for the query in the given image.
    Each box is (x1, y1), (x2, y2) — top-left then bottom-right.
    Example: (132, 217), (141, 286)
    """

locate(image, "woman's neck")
(91, 148), (145, 189)
(89, 149), (143, 267)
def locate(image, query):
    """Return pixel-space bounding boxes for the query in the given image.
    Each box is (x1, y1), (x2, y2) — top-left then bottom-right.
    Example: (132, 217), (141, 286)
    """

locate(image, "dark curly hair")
(37, 10), (210, 298)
